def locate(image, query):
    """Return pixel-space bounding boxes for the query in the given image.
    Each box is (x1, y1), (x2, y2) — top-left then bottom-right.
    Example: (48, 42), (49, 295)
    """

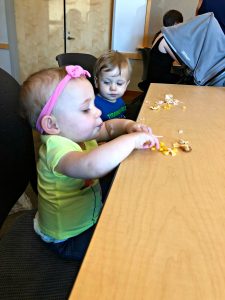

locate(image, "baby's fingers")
(138, 125), (152, 134)
(143, 135), (159, 149)
(153, 135), (160, 150)
(130, 123), (152, 134)
(139, 124), (152, 134)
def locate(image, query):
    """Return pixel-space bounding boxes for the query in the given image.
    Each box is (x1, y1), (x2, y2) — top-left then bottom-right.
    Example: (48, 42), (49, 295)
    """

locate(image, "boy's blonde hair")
(94, 50), (132, 80)
(20, 67), (66, 129)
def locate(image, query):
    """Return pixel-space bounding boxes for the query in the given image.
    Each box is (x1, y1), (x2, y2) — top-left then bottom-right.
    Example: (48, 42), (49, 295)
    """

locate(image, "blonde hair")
(94, 50), (132, 80)
(20, 67), (66, 128)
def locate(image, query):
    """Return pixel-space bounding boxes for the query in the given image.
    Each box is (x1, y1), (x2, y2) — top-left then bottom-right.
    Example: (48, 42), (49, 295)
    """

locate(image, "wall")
(0, 0), (19, 80)
(14, 0), (62, 82)
(14, 0), (113, 82)
(124, 0), (199, 91)
(0, 0), (11, 73)
(148, 0), (199, 44)
(112, 0), (147, 53)
(13, 0), (199, 90)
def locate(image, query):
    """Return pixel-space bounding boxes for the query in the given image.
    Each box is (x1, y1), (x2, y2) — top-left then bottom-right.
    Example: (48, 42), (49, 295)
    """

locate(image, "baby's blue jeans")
(46, 224), (96, 261)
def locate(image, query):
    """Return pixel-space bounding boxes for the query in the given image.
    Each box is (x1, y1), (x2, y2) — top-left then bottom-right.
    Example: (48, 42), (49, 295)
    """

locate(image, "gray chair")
(0, 68), (80, 300)
(56, 52), (97, 90)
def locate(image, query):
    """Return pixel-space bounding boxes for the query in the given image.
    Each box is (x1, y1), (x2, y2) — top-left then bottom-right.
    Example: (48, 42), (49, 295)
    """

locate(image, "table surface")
(69, 83), (225, 300)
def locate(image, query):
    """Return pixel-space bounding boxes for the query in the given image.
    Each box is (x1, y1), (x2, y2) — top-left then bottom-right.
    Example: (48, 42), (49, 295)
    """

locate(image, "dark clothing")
(138, 36), (181, 92)
(148, 37), (180, 83)
(198, 0), (225, 34)
(126, 93), (146, 121)
(46, 224), (96, 261)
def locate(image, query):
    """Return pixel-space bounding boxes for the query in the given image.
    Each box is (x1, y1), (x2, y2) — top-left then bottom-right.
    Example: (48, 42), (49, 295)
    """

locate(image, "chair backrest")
(56, 52), (97, 89)
(138, 47), (152, 81)
(0, 68), (37, 227)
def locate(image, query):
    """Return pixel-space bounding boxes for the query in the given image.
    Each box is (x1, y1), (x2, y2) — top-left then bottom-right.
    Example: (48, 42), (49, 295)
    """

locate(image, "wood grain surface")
(70, 83), (225, 300)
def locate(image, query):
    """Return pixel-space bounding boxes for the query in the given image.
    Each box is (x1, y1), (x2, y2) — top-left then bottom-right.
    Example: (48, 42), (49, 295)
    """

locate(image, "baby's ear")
(41, 115), (60, 135)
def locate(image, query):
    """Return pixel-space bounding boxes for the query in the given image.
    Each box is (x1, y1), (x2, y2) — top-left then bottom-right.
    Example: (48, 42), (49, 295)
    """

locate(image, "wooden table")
(69, 84), (225, 300)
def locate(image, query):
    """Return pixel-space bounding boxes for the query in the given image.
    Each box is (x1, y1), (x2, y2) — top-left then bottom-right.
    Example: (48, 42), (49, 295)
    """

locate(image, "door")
(0, 0), (19, 81)
(65, 0), (112, 56)
(0, 0), (11, 74)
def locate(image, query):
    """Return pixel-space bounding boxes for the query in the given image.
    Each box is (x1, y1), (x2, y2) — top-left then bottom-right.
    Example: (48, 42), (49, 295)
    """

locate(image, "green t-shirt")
(37, 135), (102, 240)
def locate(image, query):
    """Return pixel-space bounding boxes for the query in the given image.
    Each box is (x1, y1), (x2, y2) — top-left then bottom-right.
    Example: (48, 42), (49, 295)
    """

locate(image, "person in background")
(195, 0), (225, 34)
(94, 50), (131, 121)
(20, 65), (159, 261)
(138, 9), (183, 93)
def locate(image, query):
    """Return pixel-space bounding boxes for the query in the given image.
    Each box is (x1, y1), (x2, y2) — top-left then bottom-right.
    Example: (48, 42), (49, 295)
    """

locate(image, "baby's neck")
(78, 142), (86, 150)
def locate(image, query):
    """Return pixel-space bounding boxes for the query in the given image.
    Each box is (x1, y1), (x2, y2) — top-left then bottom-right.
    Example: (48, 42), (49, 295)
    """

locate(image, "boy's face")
(53, 78), (103, 142)
(95, 67), (130, 102)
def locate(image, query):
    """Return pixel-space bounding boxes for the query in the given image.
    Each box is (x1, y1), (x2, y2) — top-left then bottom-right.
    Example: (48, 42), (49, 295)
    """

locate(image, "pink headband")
(36, 65), (91, 133)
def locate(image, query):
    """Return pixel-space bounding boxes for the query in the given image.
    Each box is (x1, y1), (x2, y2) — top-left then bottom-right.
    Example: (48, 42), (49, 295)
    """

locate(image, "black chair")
(0, 68), (81, 300)
(56, 52), (97, 89)
(137, 47), (152, 92)
(138, 47), (152, 81)
(125, 48), (152, 120)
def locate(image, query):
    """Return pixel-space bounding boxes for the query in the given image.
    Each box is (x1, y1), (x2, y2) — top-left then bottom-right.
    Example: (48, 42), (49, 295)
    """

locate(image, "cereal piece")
(168, 148), (177, 156)
(173, 142), (180, 148)
(151, 95), (184, 111)
(173, 99), (181, 105)
(162, 150), (170, 156)
(165, 94), (173, 101)
(180, 144), (192, 152)
(178, 129), (183, 134)
(178, 139), (185, 144)
(170, 149), (177, 156)
(152, 138), (191, 157)
(163, 104), (172, 110)
(157, 100), (164, 105)
(159, 142), (167, 152)
(178, 139), (192, 152)
(150, 105), (160, 110)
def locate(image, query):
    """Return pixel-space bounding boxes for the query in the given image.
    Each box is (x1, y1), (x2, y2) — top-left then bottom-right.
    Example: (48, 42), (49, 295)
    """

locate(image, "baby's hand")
(132, 132), (160, 150)
(126, 121), (160, 149)
(126, 121), (152, 134)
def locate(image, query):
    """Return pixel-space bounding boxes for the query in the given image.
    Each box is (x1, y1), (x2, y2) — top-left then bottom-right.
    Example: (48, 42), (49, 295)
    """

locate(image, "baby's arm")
(195, 0), (203, 15)
(56, 131), (157, 179)
(160, 38), (178, 62)
(97, 119), (153, 141)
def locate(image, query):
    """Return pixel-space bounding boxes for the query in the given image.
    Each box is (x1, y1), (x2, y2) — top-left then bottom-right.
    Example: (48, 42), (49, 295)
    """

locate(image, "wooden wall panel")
(14, 0), (112, 82)
(66, 0), (112, 55)
(14, 0), (64, 81)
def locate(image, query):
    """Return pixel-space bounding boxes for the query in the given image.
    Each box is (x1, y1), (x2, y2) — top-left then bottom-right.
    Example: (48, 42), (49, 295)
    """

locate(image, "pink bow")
(66, 65), (91, 78)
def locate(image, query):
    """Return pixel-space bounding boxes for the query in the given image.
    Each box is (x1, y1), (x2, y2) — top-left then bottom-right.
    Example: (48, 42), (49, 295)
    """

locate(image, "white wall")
(0, 0), (19, 81)
(128, 0), (199, 90)
(148, 0), (199, 44)
(0, 0), (12, 74)
(112, 0), (147, 53)
(112, 0), (199, 53)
